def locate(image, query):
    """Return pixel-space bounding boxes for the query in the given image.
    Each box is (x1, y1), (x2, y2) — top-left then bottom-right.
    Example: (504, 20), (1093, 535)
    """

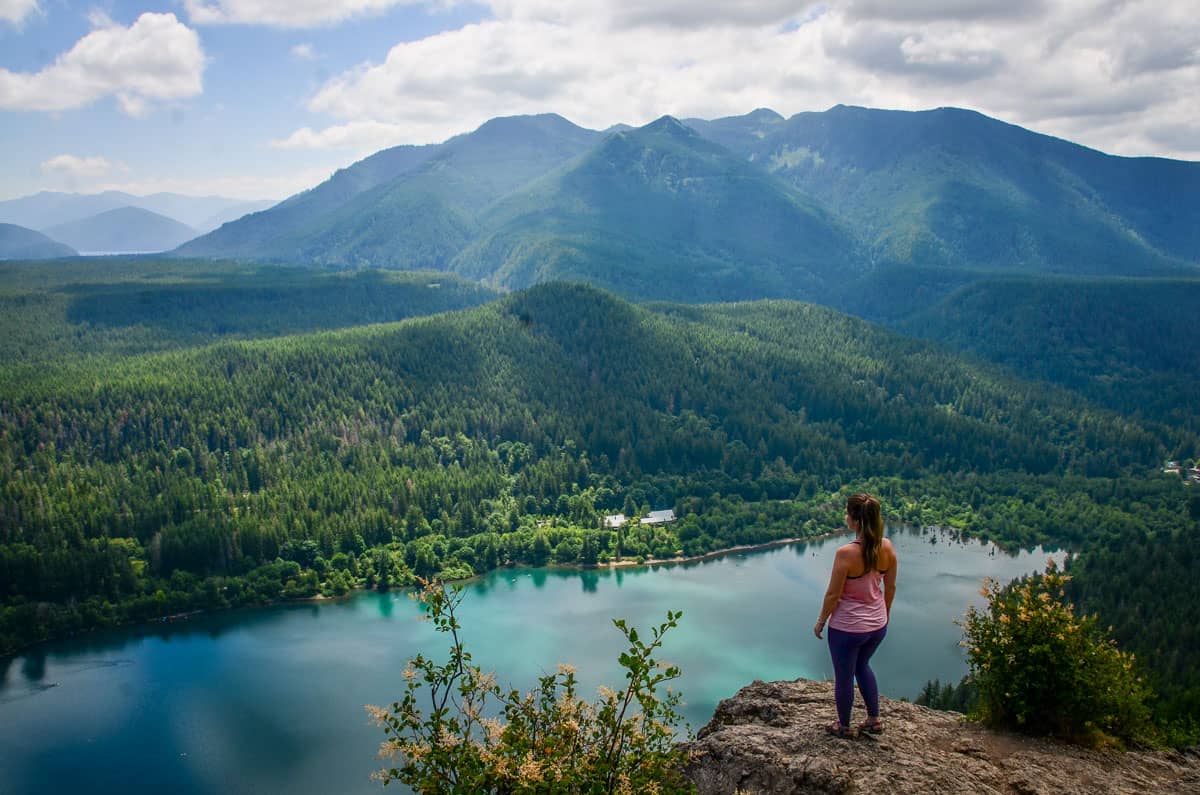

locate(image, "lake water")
(0, 527), (1059, 795)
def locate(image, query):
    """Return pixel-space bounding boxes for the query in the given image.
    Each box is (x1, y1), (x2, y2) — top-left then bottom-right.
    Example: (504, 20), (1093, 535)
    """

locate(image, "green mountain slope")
(450, 117), (863, 301)
(707, 105), (1200, 278)
(1, 283), (1175, 517)
(898, 275), (1200, 431)
(44, 206), (199, 253)
(177, 114), (600, 267)
(174, 142), (439, 258)
(0, 223), (77, 259)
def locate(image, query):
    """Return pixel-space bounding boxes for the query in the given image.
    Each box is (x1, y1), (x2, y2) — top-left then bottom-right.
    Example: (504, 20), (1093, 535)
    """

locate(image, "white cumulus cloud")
(481, 0), (818, 29)
(0, 12), (205, 115)
(253, 0), (1198, 161)
(0, 0), (39, 26)
(296, 16), (810, 150)
(291, 43), (317, 59)
(184, 0), (430, 28)
(844, 0), (1046, 23)
(270, 120), (418, 150)
(40, 154), (116, 178)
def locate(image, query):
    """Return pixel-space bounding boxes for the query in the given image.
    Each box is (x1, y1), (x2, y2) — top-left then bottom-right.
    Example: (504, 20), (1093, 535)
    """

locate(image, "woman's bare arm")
(883, 540), (898, 618)
(814, 547), (852, 639)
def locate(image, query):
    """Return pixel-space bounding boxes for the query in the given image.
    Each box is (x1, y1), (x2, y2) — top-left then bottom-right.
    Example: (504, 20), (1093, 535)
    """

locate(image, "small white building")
(640, 509), (676, 525)
(604, 513), (628, 528)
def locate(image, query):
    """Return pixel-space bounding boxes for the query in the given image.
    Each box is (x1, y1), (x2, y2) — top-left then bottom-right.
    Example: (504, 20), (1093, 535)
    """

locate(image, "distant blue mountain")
(43, 206), (199, 254)
(0, 191), (276, 233)
(0, 223), (77, 259)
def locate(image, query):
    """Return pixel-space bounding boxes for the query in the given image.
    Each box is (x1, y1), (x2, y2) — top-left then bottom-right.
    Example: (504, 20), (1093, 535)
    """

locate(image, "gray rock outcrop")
(680, 679), (1199, 794)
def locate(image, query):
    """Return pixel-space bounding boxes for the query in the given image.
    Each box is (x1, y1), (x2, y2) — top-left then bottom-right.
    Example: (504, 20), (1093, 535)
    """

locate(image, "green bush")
(369, 579), (694, 794)
(961, 560), (1154, 747)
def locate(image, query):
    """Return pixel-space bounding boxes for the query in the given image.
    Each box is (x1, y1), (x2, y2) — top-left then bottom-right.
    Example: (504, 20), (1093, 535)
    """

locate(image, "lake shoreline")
(2, 525), (1014, 661)
(0, 533), (836, 660)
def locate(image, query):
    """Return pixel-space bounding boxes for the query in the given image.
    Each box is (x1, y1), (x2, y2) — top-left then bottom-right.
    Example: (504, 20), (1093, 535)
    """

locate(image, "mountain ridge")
(169, 105), (1199, 308)
(177, 113), (600, 267)
(450, 115), (863, 300)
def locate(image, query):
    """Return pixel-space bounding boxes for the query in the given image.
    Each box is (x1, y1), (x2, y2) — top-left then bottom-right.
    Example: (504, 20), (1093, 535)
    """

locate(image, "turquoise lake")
(0, 527), (1059, 794)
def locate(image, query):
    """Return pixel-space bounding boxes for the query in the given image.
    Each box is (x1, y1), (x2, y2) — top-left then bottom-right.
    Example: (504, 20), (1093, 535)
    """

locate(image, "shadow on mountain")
(61, 268), (498, 341)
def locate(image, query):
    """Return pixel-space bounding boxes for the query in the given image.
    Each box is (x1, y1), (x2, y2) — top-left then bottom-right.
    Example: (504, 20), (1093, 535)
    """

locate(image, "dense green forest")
(0, 259), (497, 381)
(897, 275), (1200, 432)
(0, 266), (1197, 736)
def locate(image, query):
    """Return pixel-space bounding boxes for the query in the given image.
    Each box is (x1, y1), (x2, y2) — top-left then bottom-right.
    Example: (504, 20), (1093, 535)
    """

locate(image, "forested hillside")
(704, 105), (1200, 277)
(1068, 508), (1200, 732)
(898, 275), (1200, 431)
(0, 259), (498, 383)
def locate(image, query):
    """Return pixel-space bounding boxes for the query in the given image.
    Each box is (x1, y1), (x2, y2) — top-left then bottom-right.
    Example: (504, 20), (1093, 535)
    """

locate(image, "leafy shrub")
(368, 579), (694, 793)
(961, 560), (1154, 747)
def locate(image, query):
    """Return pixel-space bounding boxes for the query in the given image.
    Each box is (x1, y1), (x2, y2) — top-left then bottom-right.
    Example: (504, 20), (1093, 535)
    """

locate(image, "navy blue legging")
(827, 624), (888, 727)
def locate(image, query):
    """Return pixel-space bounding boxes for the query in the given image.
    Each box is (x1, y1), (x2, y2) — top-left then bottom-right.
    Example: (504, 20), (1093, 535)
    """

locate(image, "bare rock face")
(679, 679), (1200, 794)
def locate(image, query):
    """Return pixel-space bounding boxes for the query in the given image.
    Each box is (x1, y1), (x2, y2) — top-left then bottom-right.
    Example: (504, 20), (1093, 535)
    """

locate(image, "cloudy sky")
(1, 0), (1196, 201)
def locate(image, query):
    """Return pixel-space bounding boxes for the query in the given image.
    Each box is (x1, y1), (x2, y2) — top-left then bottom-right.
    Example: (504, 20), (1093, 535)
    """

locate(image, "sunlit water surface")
(0, 527), (1060, 794)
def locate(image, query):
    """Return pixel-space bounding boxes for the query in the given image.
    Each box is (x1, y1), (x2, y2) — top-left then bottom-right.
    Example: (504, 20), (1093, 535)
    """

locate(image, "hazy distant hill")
(135, 194), (275, 232)
(171, 106), (1200, 306)
(0, 191), (276, 233)
(0, 223), (77, 259)
(44, 206), (199, 253)
(450, 116), (861, 300)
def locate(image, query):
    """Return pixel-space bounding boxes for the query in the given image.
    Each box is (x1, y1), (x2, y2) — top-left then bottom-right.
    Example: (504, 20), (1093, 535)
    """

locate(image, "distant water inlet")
(0, 527), (1059, 795)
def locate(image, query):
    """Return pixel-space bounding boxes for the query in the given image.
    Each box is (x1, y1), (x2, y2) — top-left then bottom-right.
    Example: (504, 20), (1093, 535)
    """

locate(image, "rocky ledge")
(680, 679), (1199, 794)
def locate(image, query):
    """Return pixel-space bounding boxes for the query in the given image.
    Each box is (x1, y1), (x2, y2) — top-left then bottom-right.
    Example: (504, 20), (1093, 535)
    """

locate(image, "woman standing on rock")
(813, 493), (898, 738)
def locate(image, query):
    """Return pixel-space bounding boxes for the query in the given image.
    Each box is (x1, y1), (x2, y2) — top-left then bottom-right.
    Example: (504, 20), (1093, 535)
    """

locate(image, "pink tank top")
(828, 541), (888, 633)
